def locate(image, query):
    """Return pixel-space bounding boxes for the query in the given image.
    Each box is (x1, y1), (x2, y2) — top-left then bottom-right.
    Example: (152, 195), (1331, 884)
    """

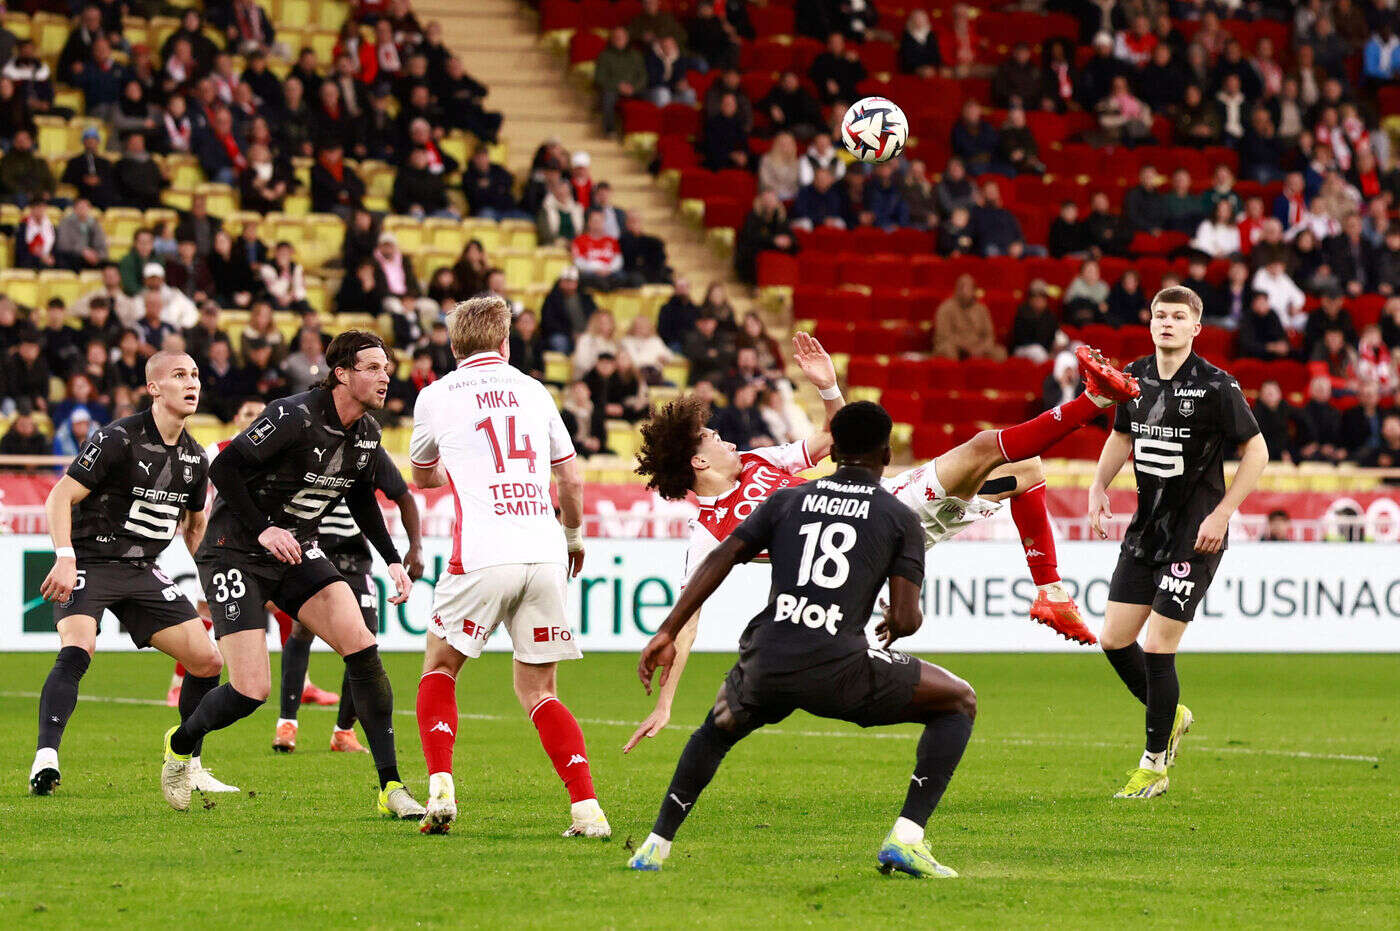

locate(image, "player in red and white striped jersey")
(624, 334), (1139, 751)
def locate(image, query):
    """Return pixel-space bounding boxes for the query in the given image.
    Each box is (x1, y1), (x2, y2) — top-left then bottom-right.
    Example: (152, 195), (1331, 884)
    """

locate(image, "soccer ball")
(840, 96), (909, 164)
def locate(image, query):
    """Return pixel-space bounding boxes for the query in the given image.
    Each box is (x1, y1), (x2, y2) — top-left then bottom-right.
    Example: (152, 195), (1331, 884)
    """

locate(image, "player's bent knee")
(188, 652), (222, 679)
(971, 429), (1003, 461)
(955, 681), (977, 721)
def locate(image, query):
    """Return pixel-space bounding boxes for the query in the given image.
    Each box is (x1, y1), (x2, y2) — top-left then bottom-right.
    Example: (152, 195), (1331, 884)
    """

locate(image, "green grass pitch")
(1, 651), (1396, 929)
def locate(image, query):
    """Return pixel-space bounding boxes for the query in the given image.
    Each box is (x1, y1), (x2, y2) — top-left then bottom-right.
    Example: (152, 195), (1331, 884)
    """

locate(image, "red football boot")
(301, 681), (340, 706)
(1075, 345), (1140, 404)
(1030, 589), (1098, 646)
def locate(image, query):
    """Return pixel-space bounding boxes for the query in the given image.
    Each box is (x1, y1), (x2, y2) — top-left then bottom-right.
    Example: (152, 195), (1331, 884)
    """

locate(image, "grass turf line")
(1, 651), (1396, 929)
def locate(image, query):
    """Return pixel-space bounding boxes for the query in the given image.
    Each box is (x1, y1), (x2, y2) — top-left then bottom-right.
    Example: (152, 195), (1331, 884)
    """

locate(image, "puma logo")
(668, 793), (692, 811)
(278, 407), (291, 419)
(1171, 595), (1189, 612)
(137, 461), (152, 475)
(429, 721), (453, 736)
(313, 447), (325, 461)
(910, 774), (927, 787)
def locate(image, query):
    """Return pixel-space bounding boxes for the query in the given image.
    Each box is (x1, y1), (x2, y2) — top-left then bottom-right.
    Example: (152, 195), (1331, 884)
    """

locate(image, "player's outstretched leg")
(518, 661), (608, 838)
(30, 622), (94, 796)
(151, 620), (239, 794)
(877, 662), (976, 879)
(275, 627), (314, 753)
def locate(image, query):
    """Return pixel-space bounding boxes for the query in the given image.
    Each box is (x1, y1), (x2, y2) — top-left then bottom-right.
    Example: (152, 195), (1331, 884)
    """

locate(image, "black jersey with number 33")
(203, 387), (382, 557)
(67, 409), (208, 562)
(729, 466), (926, 669)
(1113, 353), (1260, 563)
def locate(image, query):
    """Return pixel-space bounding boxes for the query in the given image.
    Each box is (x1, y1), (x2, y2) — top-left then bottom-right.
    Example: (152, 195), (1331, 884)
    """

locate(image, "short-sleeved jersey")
(1112, 352), (1261, 562)
(318, 446), (408, 570)
(682, 440), (813, 583)
(730, 467), (925, 669)
(202, 387), (382, 556)
(67, 408), (208, 562)
(409, 351), (575, 574)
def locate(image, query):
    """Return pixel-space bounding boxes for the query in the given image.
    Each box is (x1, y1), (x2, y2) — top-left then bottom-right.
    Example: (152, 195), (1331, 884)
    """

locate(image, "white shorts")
(427, 563), (582, 663)
(881, 460), (1002, 549)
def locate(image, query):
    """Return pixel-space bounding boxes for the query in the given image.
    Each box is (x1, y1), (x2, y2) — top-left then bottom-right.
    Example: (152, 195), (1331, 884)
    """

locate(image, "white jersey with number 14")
(409, 351), (576, 575)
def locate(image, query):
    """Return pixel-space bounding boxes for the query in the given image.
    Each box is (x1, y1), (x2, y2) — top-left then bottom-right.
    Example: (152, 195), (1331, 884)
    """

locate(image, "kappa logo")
(1024, 547), (1047, 558)
(668, 793), (692, 811)
(137, 460), (152, 476)
(1052, 405), (1063, 421)
(714, 506), (728, 521)
(430, 721), (454, 736)
(567, 754), (587, 767)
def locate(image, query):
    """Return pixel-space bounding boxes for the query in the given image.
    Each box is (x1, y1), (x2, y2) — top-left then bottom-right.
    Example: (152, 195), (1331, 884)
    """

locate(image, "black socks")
(1144, 652), (1179, 755)
(179, 673), (220, 758)
(36, 645), (91, 752)
(652, 711), (747, 841)
(1104, 643), (1149, 705)
(336, 666), (357, 731)
(279, 634), (313, 721)
(170, 684), (264, 756)
(898, 711), (974, 828)
(343, 644), (400, 788)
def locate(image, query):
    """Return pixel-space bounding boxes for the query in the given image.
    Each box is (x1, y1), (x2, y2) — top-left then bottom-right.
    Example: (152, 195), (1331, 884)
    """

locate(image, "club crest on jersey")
(77, 442), (101, 470)
(183, 465), (194, 482)
(357, 453), (369, 470)
(248, 417), (276, 445)
(1179, 398), (1195, 417)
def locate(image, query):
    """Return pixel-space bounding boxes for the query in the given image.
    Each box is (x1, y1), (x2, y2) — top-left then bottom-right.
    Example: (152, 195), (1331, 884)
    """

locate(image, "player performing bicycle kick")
(624, 331), (1141, 751)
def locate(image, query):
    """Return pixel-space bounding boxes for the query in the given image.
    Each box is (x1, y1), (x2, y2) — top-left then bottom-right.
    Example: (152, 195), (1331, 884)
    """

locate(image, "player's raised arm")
(40, 476), (91, 603)
(792, 331), (843, 464)
(1088, 430), (1133, 540)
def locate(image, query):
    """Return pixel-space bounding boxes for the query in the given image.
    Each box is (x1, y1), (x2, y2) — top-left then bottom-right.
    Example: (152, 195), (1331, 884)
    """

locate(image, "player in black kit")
(1088, 286), (1268, 799)
(161, 331), (423, 819)
(31, 351), (228, 797)
(273, 445), (424, 754)
(627, 402), (977, 878)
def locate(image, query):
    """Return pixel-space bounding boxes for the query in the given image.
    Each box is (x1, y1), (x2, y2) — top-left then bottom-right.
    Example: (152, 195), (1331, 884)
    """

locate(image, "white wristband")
(54, 546), (75, 559)
(564, 525), (584, 551)
(818, 385), (843, 401)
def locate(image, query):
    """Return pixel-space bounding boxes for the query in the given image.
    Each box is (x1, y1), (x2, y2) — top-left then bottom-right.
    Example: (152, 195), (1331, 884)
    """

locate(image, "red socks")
(530, 696), (596, 803)
(274, 609), (295, 646)
(1010, 481), (1060, 586)
(416, 670), (458, 776)
(996, 393), (1101, 462)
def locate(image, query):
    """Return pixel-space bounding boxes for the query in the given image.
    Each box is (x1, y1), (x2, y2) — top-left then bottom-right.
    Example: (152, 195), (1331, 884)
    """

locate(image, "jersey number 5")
(796, 521), (856, 588)
(476, 416), (537, 474)
(1134, 438), (1185, 478)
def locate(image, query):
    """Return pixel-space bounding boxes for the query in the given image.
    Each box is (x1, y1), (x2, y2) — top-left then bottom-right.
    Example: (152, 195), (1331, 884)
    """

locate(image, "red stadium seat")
(846, 354), (890, 389)
(756, 252), (799, 288)
(702, 197), (746, 229)
(569, 30), (606, 63)
(661, 104), (702, 138)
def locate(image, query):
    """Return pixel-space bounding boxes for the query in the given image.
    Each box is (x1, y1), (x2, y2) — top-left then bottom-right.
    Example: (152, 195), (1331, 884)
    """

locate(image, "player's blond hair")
(449, 295), (511, 359)
(1150, 285), (1204, 318)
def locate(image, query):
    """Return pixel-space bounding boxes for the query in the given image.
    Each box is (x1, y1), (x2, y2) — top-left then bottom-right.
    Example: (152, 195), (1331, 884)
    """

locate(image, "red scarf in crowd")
(216, 128), (248, 173)
(23, 214), (53, 258)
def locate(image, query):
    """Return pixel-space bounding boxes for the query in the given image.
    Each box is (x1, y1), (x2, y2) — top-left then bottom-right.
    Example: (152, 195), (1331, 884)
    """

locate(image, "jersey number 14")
(476, 416), (537, 474)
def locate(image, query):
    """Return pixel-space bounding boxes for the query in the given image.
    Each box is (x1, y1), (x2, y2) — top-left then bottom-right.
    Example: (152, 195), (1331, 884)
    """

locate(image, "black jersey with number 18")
(729, 466), (926, 670)
(67, 408), (208, 563)
(1112, 353), (1260, 563)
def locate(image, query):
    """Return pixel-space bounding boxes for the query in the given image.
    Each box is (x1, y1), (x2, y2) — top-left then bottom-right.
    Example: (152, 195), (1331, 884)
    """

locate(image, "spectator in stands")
(46, 197), (101, 273)
(1108, 268), (1150, 327)
(758, 132), (801, 202)
(183, 301), (228, 370)
(1325, 214), (1378, 296)
(622, 314), (672, 385)
(1161, 168), (1206, 233)
(0, 411), (49, 456)
(1240, 108), (1285, 184)
(1375, 228), (1400, 297)
(842, 170), (870, 229)
(423, 322), (454, 376)
(1238, 290), (1293, 361)
(1010, 280), (1059, 363)
(1139, 43), (1185, 114)
(279, 329), (327, 395)
(701, 92), (752, 170)
(113, 131), (165, 210)
(657, 277), (699, 351)
(682, 311), (735, 383)
(308, 142), (364, 220)
(759, 387), (797, 444)
(6, 328), (49, 412)
(992, 43), (1042, 110)
(1173, 84), (1221, 148)
(1042, 349), (1081, 413)
(110, 329), (143, 392)
(6, 39), (65, 123)
(1237, 195), (1267, 257)
(40, 300), (79, 376)
(53, 407), (95, 458)
(391, 146), (455, 219)
(1252, 380), (1297, 463)
(810, 32), (866, 105)
(1359, 412), (1400, 467)
(573, 210), (628, 291)
(1084, 190), (1132, 257)
(951, 100), (1007, 176)
(737, 311), (785, 379)
(931, 157), (973, 220)
(586, 351), (649, 424)
(644, 35), (698, 107)
(935, 274), (1004, 361)
(61, 128), (115, 209)
(1303, 287), (1359, 359)
(110, 77), (156, 150)
(865, 163), (910, 229)
(1253, 257), (1308, 330)
(1181, 254), (1221, 319)
(172, 195), (220, 265)
(1210, 260), (1251, 329)
(0, 298), (20, 352)
(572, 309), (619, 379)
(198, 339), (250, 422)
(426, 268), (457, 307)
(1049, 201), (1089, 259)
(539, 267), (596, 354)
(715, 381), (773, 448)
(448, 240), (489, 299)
(900, 159), (936, 230)
(1123, 164), (1164, 234)
(51, 372), (109, 428)
(1040, 37), (1078, 113)
(630, 0), (685, 47)
(195, 107), (247, 185)
(1341, 379), (1385, 456)
(791, 166), (847, 231)
(237, 143), (292, 214)
(1363, 23), (1399, 83)
(595, 26), (646, 134)
(260, 242), (312, 314)
(244, 339), (288, 401)
(0, 75), (32, 147)
(1063, 259), (1110, 327)
(165, 235), (213, 308)
(0, 127), (50, 204)
(1298, 375), (1348, 462)
(561, 380), (606, 457)
(375, 234), (434, 344)
(240, 301), (286, 366)
(1078, 32), (1126, 110)
(206, 229), (257, 309)
(760, 72), (823, 142)
(973, 181), (1031, 258)
(797, 132), (845, 187)
(1094, 75), (1154, 148)
(138, 263), (197, 329)
(999, 105), (1044, 175)
(621, 213), (671, 285)
(537, 177), (585, 247)
(703, 282), (739, 333)
(897, 9), (943, 77)
(703, 68), (753, 131)
(337, 259), (387, 318)
(13, 197), (53, 269)
(57, 5), (104, 84)
(1310, 326), (1359, 390)
(589, 182), (627, 239)
(686, 1), (741, 72)
(1192, 199), (1243, 259)
(463, 146), (521, 220)
(735, 190), (796, 285)
(937, 205), (976, 256)
(506, 310), (545, 383)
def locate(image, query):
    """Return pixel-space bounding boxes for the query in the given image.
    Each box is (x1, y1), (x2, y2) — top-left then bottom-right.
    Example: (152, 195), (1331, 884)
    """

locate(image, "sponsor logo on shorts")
(533, 626), (573, 643)
(1171, 561), (1191, 578)
(248, 418), (276, 445)
(1159, 574), (1196, 597)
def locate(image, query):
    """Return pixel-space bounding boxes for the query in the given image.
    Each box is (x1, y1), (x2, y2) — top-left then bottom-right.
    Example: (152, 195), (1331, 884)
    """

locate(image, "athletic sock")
(898, 711), (974, 829)
(36, 645), (91, 752)
(179, 673), (220, 760)
(996, 393), (1101, 462)
(416, 670), (457, 776)
(530, 696), (596, 804)
(273, 609), (294, 646)
(343, 644), (400, 788)
(1144, 651), (1179, 756)
(170, 684), (263, 756)
(279, 634), (313, 721)
(1104, 643), (1149, 704)
(652, 711), (744, 841)
(174, 661), (186, 678)
(336, 666), (357, 731)
(1009, 481), (1059, 585)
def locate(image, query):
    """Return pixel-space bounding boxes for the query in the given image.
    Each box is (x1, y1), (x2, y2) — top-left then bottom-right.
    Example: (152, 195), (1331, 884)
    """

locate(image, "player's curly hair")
(635, 395), (709, 501)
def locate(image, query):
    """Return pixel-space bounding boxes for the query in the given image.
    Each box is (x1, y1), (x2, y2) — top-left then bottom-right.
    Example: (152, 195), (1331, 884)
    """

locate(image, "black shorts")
(1108, 550), (1223, 623)
(53, 560), (199, 648)
(337, 560), (379, 634)
(720, 646), (923, 733)
(197, 544), (345, 639)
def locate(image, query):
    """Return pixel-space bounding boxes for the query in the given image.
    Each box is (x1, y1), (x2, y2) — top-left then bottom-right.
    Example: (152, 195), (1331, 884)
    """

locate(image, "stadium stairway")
(418, 0), (751, 315)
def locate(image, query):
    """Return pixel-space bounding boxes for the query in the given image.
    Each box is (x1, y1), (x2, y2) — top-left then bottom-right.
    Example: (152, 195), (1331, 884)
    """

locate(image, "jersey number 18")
(796, 521), (856, 588)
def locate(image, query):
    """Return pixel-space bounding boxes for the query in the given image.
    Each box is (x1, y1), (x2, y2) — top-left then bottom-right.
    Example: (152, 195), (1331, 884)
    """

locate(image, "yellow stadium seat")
(307, 30), (337, 63)
(381, 425), (411, 456)
(543, 352), (571, 384)
(160, 189), (193, 211)
(196, 183), (237, 218)
(276, 0), (312, 29)
(78, 268), (103, 290)
(1, 269), (40, 309)
(502, 252), (540, 287)
(223, 210), (263, 238)
(383, 217), (424, 253)
(303, 214), (345, 270)
(316, 0), (350, 31)
(606, 293), (643, 329)
(605, 421), (639, 461)
(283, 192), (311, 217)
(468, 224), (502, 253)
(304, 276), (327, 313)
(662, 360), (690, 387)
(332, 313), (377, 335)
(143, 208), (178, 234)
(33, 14), (68, 59)
(501, 220), (538, 251)
(168, 156), (204, 191)
(413, 249), (454, 282)
(53, 88), (82, 115)
(33, 115), (68, 160)
(272, 311), (299, 341)
(101, 207), (144, 246)
(265, 213), (305, 246)
(439, 133), (469, 169)
(186, 413), (223, 431)
(426, 218), (467, 253)
(123, 18), (150, 49)
(37, 270), (79, 308)
(189, 423), (228, 449)
(149, 16), (180, 48)
(538, 251), (572, 283)
(4, 12), (31, 39)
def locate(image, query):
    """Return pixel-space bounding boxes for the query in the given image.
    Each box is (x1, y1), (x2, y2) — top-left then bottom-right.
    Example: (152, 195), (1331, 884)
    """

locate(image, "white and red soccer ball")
(840, 96), (909, 164)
